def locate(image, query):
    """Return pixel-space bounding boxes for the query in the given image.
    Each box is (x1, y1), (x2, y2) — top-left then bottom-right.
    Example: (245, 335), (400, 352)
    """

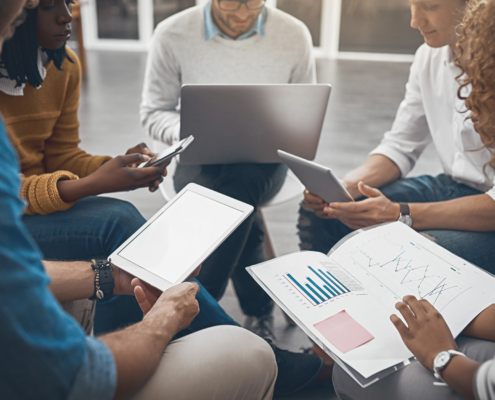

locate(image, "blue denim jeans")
(174, 162), (288, 317)
(23, 196), (238, 335)
(298, 174), (495, 273)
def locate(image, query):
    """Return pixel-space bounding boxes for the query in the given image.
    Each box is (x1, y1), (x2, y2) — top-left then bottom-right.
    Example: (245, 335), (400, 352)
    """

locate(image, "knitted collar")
(0, 47), (48, 96)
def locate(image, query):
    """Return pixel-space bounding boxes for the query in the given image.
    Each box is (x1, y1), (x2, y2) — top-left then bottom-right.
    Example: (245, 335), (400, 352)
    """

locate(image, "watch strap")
(399, 202), (410, 216)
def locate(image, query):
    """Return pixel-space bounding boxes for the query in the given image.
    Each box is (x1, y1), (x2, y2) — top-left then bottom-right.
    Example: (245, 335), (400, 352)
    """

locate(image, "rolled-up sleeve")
(68, 337), (116, 400)
(370, 52), (432, 177)
(487, 181), (495, 203)
(475, 359), (495, 400)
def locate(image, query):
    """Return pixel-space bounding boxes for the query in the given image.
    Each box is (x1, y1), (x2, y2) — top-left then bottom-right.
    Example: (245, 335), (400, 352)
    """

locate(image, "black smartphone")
(138, 136), (194, 168)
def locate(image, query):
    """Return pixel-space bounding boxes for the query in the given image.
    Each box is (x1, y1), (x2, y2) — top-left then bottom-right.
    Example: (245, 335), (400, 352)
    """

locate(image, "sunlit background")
(75, 0), (422, 60)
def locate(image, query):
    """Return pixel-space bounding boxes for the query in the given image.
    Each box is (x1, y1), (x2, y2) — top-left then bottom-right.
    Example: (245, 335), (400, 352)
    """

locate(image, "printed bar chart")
(285, 265), (351, 306)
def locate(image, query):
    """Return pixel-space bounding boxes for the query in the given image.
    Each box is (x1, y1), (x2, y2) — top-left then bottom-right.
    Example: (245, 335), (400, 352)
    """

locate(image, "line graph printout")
(350, 237), (467, 311)
(331, 222), (495, 337)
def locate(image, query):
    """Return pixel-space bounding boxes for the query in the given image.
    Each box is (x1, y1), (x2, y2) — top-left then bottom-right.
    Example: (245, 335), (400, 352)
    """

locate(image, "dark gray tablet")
(278, 150), (354, 203)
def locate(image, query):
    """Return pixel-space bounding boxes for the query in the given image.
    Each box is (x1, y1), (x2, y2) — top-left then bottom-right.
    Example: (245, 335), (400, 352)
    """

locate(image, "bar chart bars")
(284, 265), (351, 306)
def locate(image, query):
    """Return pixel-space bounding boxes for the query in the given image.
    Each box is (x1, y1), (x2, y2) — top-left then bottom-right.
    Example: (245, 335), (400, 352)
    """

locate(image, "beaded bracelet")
(89, 259), (115, 300)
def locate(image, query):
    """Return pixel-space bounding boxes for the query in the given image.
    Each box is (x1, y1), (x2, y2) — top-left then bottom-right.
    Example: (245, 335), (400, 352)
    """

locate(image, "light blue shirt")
(204, 1), (267, 41)
(0, 119), (116, 400)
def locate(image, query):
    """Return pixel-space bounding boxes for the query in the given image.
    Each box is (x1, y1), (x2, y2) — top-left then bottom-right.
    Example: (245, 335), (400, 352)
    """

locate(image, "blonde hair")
(456, 0), (495, 168)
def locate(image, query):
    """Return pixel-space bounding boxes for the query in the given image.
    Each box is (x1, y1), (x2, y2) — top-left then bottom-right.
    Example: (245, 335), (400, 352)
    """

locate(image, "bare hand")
(125, 142), (152, 163)
(391, 295), (458, 371)
(302, 190), (329, 215)
(124, 142), (168, 193)
(112, 266), (134, 296)
(131, 278), (162, 314)
(320, 181), (400, 229)
(130, 265), (202, 314)
(86, 153), (167, 195)
(137, 281), (200, 334)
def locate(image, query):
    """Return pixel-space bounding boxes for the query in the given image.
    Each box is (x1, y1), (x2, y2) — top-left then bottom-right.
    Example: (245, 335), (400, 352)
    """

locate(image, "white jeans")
(132, 326), (277, 400)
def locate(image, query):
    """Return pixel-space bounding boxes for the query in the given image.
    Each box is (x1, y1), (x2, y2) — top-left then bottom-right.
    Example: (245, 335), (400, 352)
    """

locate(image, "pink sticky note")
(313, 310), (374, 354)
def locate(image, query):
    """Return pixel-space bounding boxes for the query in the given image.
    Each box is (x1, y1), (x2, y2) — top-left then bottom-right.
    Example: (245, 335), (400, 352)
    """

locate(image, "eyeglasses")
(217, 0), (266, 11)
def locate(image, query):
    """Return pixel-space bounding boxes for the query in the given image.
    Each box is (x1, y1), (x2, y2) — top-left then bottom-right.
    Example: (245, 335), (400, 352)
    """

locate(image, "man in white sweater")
(141, 0), (316, 339)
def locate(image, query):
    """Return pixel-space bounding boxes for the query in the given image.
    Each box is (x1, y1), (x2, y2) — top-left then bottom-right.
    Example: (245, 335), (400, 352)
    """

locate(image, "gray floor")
(78, 50), (441, 400)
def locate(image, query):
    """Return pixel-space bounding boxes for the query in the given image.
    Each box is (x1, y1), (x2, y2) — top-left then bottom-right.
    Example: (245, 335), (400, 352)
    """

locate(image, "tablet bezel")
(109, 183), (254, 291)
(278, 150), (354, 203)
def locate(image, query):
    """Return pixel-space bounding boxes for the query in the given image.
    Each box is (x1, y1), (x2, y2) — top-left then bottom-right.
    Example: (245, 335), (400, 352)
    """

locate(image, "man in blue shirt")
(0, 2), (327, 398)
(0, 83), (279, 399)
(0, 2), (281, 398)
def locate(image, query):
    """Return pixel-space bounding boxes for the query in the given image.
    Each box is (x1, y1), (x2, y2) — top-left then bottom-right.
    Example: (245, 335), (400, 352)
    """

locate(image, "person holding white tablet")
(0, 5), (276, 399)
(0, 108), (324, 397)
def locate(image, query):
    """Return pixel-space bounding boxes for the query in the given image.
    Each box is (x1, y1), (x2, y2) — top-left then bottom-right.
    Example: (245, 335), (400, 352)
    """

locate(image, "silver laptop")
(179, 84), (331, 165)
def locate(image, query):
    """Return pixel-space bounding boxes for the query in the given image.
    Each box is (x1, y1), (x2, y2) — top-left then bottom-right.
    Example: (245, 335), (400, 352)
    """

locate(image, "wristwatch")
(433, 350), (466, 381)
(397, 202), (413, 227)
(89, 259), (115, 300)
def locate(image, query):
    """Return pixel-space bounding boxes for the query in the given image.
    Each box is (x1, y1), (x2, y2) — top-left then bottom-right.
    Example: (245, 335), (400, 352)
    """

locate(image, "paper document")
(247, 222), (495, 386)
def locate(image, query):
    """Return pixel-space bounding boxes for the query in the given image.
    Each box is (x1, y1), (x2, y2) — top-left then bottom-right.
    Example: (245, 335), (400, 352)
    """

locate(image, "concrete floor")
(78, 50), (441, 400)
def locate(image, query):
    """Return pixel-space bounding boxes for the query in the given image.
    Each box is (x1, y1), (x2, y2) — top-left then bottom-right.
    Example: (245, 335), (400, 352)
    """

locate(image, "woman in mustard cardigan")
(0, 2), (167, 334)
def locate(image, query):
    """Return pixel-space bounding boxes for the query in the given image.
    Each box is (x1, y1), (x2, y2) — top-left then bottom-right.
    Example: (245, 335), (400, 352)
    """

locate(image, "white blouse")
(370, 43), (495, 201)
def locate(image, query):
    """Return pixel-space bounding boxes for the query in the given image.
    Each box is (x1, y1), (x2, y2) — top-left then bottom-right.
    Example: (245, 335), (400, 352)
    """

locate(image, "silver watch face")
(399, 215), (413, 227)
(434, 351), (451, 370)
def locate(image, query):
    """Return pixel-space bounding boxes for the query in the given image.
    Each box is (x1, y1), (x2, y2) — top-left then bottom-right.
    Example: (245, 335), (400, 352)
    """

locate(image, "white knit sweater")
(140, 3), (316, 145)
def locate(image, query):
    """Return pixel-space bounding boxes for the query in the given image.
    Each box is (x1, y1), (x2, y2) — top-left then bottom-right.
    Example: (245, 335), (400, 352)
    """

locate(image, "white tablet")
(109, 183), (253, 291)
(278, 150), (354, 203)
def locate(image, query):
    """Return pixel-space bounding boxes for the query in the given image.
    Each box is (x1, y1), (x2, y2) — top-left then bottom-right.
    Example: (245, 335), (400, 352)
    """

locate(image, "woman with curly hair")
(332, 1), (495, 399)
(457, 0), (495, 163)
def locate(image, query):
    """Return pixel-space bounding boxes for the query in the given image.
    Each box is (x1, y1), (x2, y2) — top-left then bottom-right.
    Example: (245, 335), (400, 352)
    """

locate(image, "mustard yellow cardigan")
(0, 48), (111, 215)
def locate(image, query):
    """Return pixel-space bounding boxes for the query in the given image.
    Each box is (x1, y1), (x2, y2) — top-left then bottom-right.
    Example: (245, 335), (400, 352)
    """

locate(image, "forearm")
(44, 261), (94, 302)
(462, 305), (495, 341)
(410, 194), (495, 231)
(440, 356), (481, 400)
(57, 175), (100, 202)
(100, 313), (178, 400)
(342, 154), (401, 199)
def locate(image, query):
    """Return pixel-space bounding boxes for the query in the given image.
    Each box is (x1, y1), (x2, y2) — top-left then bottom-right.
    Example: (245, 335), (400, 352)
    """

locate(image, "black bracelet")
(89, 259), (115, 300)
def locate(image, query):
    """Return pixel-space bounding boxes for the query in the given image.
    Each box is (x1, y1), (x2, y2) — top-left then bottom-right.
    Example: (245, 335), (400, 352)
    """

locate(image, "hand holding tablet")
(110, 183), (253, 291)
(277, 150), (353, 204)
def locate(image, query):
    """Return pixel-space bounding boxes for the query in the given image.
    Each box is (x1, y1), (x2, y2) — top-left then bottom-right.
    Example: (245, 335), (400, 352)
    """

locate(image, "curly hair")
(456, 0), (495, 168)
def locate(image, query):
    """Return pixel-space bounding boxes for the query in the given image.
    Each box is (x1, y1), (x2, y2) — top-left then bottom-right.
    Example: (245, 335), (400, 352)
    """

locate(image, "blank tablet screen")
(118, 190), (243, 283)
